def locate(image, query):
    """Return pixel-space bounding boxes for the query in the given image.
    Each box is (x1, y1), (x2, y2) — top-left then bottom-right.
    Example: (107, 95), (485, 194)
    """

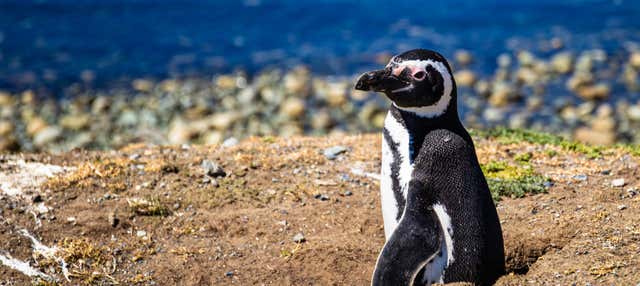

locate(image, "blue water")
(1, 0), (639, 92)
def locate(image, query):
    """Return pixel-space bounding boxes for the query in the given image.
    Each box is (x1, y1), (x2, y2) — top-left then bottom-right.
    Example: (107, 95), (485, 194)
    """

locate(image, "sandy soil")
(1, 134), (639, 285)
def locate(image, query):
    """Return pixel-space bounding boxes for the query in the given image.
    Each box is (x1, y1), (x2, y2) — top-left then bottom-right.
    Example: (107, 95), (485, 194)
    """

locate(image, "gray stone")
(323, 146), (348, 160)
(222, 137), (239, 148)
(201, 160), (226, 178)
(611, 178), (626, 187)
(292, 232), (306, 243)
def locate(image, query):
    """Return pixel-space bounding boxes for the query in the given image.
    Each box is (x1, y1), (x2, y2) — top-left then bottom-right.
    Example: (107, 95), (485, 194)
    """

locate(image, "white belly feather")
(380, 112), (455, 283)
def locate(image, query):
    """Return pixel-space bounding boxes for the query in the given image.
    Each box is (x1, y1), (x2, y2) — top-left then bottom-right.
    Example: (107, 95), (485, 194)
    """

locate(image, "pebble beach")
(2, 46), (640, 152)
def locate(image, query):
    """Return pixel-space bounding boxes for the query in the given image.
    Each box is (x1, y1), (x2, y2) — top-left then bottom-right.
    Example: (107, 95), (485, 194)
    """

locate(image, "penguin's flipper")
(372, 180), (444, 286)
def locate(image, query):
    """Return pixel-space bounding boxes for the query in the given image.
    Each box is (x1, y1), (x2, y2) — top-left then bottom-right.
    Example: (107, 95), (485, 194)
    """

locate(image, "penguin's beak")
(355, 69), (407, 92)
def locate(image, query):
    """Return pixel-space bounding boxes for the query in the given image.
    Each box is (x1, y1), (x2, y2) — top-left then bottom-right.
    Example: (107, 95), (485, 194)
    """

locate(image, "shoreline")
(1, 48), (640, 152)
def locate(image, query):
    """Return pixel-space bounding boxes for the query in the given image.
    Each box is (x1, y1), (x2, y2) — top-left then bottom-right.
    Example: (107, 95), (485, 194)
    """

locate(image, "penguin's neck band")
(393, 90), (451, 118)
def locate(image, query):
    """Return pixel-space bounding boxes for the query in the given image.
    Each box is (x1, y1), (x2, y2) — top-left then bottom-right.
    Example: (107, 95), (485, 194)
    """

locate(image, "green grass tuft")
(481, 160), (549, 201)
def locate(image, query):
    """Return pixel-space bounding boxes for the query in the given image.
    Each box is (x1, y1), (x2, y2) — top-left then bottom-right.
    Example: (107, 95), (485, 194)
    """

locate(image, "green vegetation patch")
(471, 127), (603, 159)
(481, 160), (549, 201)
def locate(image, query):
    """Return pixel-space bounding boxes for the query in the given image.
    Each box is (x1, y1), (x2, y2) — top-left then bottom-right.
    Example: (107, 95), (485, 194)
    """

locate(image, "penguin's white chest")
(380, 113), (414, 239)
(380, 113), (455, 283)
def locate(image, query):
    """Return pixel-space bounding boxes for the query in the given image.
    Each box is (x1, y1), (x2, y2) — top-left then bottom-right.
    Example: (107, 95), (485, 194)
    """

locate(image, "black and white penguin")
(355, 49), (505, 286)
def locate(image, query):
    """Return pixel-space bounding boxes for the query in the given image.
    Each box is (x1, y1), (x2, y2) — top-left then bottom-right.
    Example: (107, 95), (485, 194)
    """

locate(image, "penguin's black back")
(392, 106), (505, 285)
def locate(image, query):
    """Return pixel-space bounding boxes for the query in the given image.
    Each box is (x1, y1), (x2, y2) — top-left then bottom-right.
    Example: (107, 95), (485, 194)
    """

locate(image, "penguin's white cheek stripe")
(392, 59), (453, 118)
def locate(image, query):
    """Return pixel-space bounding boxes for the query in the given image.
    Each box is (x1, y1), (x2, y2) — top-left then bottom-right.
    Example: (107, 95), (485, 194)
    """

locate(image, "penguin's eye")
(412, 71), (426, 81)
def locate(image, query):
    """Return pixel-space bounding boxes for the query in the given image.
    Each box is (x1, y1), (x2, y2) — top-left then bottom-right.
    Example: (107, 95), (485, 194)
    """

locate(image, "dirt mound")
(1, 134), (639, 285)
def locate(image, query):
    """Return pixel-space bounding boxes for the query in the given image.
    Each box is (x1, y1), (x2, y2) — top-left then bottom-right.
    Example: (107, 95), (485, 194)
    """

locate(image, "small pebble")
(618, 205), (627, 210)
(292, 232), (306, 243)
(109, 209), (119, 227)
(201, 159), (226, 178)
(343, 191), (353, 196)
(573, 174), (588, 181)
(222, 137), (239, 148)
(31, 194), (42, 203)
(314, 194), (329, 201)
(136, 230), (147, 237)
(323, 146), (348, 160)
(611, 178), (626, 187)
(225, 271), (234, 277)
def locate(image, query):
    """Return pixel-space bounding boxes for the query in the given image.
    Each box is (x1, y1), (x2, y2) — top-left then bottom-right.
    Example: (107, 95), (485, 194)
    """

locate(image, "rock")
(159, 79), (179, 93)
(91, 96), (111, 114)
(630, 51), (640, 69)
(566, 72), (594, 91)
(474, 80), (491, 97)
(454, 50), (473, 66)
(372, 112), (386, 129)
(167, 118), (195, 145)
(628, 105), (640, 121)
(326, 82), (348, 107)
(350, 89), (369, 101)
(136, 230), (147, 237)
(59, 113), (91, 130)
(116, 109), (138, 127)
(225, 271), (234, 277)
(618, 204), (627, 210)
(283, 67), (310, 95)
(33, 126), (62, 147)
(517, 51), (535, 67)
(454, 70), (476, 87)
(0, 120), (13, 136)
(311, 110), (333, 130)
(515, 67), (538, 85)
(314, 194), (330, 201)
(573, 174), (588, 181)
(497, 53), (512, 68)
(488, 82), (515, 107)
(611, 178), (626, 187)
(343, 191), (353, 196)
(576, 83), (610, 100)
(591, 117), (615, 133)
(216, 75), (237, 90)
(0, 136), (19, 152)
(292, 232), (306, 243)
(483, 107), (506, 122)
(132, 79), (154, 92)
(222, 137), (239, 148)
(201, 159), (226, 178)
(109, 210), (119, 227)
(280, 97), (306, 118)
(550, 52), (574, 74)
(323, 146), (348, 160)
(203, 131), (223, 145)
(279, 123), (303, 137)
(0, 91), (14, 106)
(26, 117), (48, 136)
(574, 127), (615, 145)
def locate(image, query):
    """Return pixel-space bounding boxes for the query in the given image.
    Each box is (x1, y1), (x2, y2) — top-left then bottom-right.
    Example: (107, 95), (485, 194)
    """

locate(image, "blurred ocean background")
(1, 0), (640, 152)
(2, 0), (639, 90)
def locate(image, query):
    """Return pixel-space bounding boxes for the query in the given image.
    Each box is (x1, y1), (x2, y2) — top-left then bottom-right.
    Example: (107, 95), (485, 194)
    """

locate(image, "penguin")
(355, 49), (505, 286)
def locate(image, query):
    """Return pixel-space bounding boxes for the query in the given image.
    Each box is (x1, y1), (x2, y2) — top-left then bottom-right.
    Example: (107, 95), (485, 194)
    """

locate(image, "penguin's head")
(355, 49), (456, 117)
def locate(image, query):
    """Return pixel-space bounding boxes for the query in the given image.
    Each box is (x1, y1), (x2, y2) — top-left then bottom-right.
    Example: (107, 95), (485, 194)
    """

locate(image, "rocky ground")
(1, 131), (639, 285)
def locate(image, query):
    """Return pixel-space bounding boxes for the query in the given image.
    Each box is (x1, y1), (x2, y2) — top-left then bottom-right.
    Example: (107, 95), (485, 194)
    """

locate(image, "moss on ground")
(471, 127), (604, 159)
(481, 160), (549, 201)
